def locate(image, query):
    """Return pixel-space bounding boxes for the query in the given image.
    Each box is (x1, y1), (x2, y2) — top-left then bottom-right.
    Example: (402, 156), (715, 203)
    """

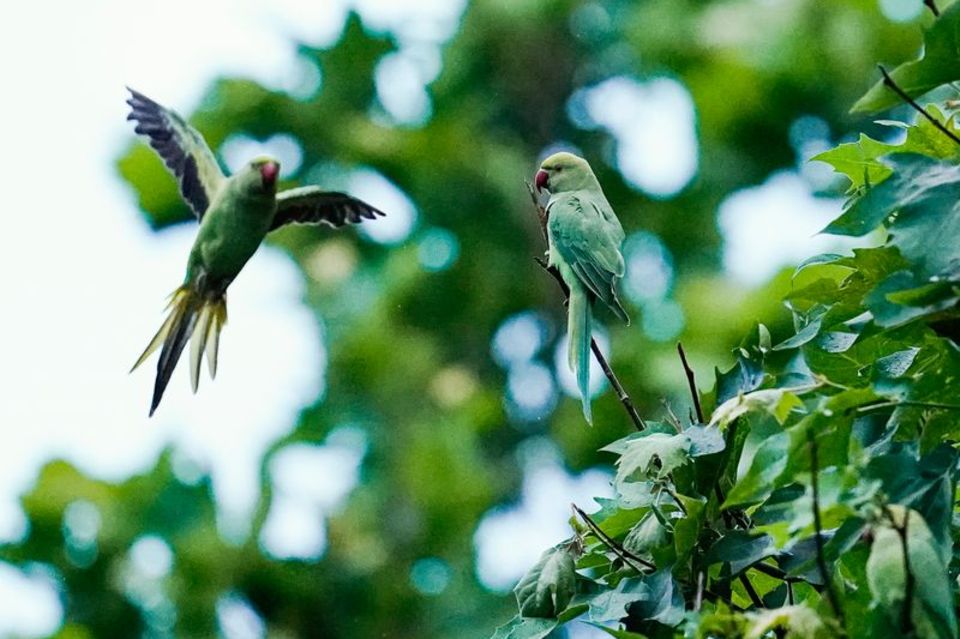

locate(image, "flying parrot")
(535, 152), (629, 424)
(126, 88), (386, 416)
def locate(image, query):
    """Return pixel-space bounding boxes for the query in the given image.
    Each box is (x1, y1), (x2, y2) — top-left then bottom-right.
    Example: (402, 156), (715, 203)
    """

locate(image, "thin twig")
(856, 399), (960, 414)
(663, 485), (689, 516)
(751, 562), (799, 583)
(677, 342), (748, 529)
(879, 65), (960, 148)
(739, 574), (763, 608)
(809, 430), (846, 632)
(534, 256), (646, 430)
(677, 343), (704, 423)
(924, 0), (940, 16)
(573, 506), (744, 611)
(572, 504), (655, 572)
(788, 580), (795, 606)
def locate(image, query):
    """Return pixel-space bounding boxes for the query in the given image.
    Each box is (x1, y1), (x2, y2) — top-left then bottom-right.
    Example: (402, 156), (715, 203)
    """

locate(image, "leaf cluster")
(495, 6), (960, 638)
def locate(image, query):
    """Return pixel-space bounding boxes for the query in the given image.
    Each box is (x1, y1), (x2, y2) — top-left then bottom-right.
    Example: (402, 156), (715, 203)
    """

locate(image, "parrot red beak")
(535, 169), (549, 193)
(260, 161), (279, 188)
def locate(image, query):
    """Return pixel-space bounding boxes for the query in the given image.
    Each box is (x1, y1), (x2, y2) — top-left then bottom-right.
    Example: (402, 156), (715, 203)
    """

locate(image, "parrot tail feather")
(568, 285), (593, 425)
(131, 286), (227, 416)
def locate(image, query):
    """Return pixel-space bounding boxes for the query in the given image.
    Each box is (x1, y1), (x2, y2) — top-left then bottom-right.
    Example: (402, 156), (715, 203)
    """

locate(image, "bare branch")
(878, 65), (960, 148)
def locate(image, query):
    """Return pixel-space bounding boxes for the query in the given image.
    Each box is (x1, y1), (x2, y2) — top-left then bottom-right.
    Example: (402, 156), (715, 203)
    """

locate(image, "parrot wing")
(269, 186), (386, 231)
(126, 88), (225, 219)
(548, 193), (630, 323)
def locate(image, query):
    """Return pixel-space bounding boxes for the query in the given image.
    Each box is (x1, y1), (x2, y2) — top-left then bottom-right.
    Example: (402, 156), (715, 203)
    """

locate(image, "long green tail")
(131, 285), (227, 416)
(568, 282), (593, 425)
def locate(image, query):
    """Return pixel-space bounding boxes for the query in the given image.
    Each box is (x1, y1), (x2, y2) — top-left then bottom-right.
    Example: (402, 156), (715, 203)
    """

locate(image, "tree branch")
(572, 504), (655, 573)
(878, 64), (960, 148)
(739, 573), (763, 608)
(855, 399), (960, 414)
(808, 429), (846, 632)
(677, 343), (704, 423)
(924, 0), (940, 17)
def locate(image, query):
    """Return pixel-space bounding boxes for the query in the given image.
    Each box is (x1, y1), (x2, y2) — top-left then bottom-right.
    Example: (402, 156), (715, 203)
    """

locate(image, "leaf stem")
(878, 64), (960, 148)
(808, 429), (847, 633)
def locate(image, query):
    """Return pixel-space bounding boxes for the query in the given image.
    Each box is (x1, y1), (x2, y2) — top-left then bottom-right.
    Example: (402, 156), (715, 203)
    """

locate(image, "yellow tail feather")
(131, 286), (227, 416)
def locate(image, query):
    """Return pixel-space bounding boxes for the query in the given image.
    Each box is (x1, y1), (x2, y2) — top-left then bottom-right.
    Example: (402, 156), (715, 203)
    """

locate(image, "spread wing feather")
(270, 186), (386, 231)
(126, 88), (225, 219)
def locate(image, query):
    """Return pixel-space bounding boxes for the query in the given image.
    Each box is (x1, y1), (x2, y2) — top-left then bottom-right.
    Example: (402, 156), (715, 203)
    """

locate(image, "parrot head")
(238, 157), (281, 196)
(535, 152), (596, 194)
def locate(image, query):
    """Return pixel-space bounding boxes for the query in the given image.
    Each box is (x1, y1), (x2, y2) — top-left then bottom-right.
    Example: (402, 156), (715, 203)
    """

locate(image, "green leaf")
(613, 432), (692, 483)
(590, 499), (649, 536)
(622, 513), (668, 557)
(825, 155), (960, 279)
(811, 134), (895, 191)
(490, 616), (558, 639)
(710, 389), (803, 429)
(715, 355), (764, 404)
(867, 272), (960, 329)
(866, 507), (958, 639)
(705, 531), (777, 577)
(614, 482), (659, 510)
(794, 253), (846, 276)
(773, 317), (823, 351)
(630, 571), (684, 627)
(874, 347), (921, 379)
(813, 108), (960, 191)
(724, 430), (789, 508)
(514, 545), (577, 618)
(852, 0), (960, 114)
(686, 425), (726, 457)
(587, 579), (649, 623)
(672, 495), (706, 565)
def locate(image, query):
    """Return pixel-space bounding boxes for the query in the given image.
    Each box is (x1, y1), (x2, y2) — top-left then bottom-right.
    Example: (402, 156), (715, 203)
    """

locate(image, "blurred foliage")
(4, 0), (956, 637)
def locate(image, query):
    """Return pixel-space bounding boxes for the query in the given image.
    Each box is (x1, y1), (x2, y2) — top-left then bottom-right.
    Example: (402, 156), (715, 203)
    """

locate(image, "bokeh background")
(0, 0), (931, 636)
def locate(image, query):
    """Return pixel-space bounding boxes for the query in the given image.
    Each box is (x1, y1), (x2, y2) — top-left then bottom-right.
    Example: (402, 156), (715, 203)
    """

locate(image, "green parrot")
(535, 152), (629, 424)
(126, 88), (386, 416)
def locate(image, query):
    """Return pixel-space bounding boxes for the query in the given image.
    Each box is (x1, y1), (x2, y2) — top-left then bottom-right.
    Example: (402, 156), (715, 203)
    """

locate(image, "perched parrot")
(126, 88), (386, 416)
(535, 152), (629, 424)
